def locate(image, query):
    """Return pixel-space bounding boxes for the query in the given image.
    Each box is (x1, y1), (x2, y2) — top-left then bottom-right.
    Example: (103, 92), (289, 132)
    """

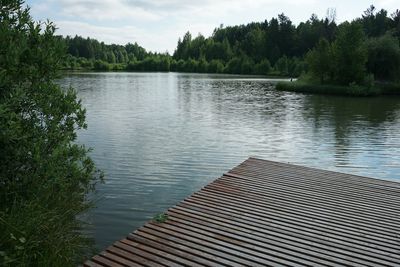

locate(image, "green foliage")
(65, 36), (144, 64)
(305, 18), (400, 87)
(172, 12), (337, 72)
(111, 63), (126, 71)
(208, 59), (225, 73)
(366, 34), (400, 81)
(332, 22), (368, 85)
(240, 57), (255, 74)
(359, 5), (390, 37)
(391, 10), (400, 38)
(183, 58), (198, 73)
(378, 82), (400, 94)
(153, 213), (168, 223)
(107, 51), (116, 63)
(93, 60), (110, 71)
(197, 57), (208, 73)
(225, 57), (242, 74)
(58, 5), (400, 80)
(288, 57), (306, 77)
(254, 59), (271, 75)
(171, 6), (399, 79)
(174, 32), (192, 60)
(0, 1), (101, 265)
(306, 38), (333, 83)
(122, 55), (171, 72)
(274, 56), (289, 76)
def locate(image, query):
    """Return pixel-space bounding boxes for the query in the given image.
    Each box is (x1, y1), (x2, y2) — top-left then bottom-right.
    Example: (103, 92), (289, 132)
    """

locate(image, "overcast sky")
(26, 0), (399, 53)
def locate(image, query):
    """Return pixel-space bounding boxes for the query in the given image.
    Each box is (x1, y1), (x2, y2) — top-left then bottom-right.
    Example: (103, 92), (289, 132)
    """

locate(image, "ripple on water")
(59, 72), (400, 249)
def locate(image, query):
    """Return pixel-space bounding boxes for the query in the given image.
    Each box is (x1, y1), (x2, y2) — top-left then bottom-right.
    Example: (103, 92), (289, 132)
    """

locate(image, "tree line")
(306, 6), (400, 87)
(61, 6), (400, 82)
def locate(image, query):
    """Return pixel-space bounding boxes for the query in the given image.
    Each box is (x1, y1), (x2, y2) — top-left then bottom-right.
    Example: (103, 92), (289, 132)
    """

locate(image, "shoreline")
(61, 70), (293, 79)
(276, 81), (400, 97)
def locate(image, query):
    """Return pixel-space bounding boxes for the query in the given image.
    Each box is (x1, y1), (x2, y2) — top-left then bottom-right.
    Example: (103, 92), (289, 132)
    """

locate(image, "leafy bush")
(225, 57), (242, 74)
(254, 59), (271, 75)
(93, 60), (111, 71)
(208, 60), (225, 73)
(366, 34), (400, 81)
(0, 1), (102, 265)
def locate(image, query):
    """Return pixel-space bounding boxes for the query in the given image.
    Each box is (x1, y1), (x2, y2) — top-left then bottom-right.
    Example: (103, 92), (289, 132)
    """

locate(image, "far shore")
(276, 81), (400, 97)
(61, 70), (295, 80)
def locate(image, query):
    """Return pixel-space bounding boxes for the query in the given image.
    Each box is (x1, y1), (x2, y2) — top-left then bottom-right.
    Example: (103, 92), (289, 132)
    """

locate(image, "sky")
(26, 0), (399, 53)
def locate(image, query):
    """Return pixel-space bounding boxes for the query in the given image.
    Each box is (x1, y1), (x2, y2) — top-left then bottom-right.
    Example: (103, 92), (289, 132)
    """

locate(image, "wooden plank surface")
(84, 158), (400, 266)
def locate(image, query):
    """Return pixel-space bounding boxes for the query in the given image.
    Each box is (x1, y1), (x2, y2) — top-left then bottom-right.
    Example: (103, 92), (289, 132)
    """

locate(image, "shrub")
(0, 1), (102, 265)
(93, 60), (110, 71)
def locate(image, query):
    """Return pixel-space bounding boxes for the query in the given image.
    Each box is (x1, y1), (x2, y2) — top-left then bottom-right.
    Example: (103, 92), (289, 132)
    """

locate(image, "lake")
(60, 72), (400, 250)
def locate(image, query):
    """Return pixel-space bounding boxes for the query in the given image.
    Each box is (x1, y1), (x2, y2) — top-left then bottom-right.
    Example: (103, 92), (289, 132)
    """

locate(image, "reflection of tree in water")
(302, 94), (400, 161)
(176, 76), (279, 119)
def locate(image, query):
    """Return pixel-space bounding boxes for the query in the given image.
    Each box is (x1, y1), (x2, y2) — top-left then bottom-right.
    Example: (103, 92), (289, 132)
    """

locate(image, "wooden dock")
(84, 158), (400, 266)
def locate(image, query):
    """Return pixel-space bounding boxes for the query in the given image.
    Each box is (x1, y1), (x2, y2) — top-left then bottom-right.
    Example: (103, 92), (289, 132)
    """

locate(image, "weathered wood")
(84, 158), (400, 266)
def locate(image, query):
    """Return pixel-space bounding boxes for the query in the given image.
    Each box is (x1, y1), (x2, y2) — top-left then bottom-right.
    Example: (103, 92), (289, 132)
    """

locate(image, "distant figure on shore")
(290, 78), (293, 82)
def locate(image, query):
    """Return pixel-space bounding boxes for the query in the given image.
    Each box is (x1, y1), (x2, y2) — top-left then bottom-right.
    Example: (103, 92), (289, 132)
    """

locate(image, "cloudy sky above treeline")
(26, 0), (399, 53)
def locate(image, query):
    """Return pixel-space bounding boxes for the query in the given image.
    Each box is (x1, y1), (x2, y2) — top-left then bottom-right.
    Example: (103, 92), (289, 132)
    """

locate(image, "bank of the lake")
(276, 81), (400, 96)
(62, 69), (291, 81)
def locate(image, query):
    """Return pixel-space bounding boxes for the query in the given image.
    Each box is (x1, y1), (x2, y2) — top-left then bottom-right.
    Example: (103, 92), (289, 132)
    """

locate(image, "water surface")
(60, 72), (400, 249)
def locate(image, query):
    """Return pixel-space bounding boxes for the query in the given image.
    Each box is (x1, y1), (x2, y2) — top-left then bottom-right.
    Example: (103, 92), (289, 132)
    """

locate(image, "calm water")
(60, 72), (400, 249)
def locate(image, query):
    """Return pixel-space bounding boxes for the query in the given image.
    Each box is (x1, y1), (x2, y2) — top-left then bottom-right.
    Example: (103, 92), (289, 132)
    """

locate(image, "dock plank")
(84, 158), (400, 266)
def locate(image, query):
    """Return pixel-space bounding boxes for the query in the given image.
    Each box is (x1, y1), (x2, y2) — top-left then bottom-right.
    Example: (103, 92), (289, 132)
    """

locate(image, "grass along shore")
(276, 81), (400, 97)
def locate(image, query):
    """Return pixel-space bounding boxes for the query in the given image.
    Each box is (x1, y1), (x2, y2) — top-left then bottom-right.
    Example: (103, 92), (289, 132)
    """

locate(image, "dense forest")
(62, 6), (400, 82)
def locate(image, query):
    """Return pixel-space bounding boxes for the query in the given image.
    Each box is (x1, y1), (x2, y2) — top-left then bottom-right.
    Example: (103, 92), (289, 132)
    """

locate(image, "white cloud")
(56, 0), (162, 21)
(55, 21), (179, 52)
(28, 0), (400, 52)
(29, 2), (51, 19)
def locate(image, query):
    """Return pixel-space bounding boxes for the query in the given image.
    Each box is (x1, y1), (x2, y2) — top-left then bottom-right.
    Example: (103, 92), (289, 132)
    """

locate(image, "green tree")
(287, 57), (305, 77)
(240, 57), (255, 74)
(277, 13), (296, 56)
(94, 60), (111, 71)
(242, 28), (266, 62)
(43, 5), (400, 77)
(208, 59), (225, 73)
(107, 51), (116, 63)
(306, 38), (333, 83)
(174, 32), (192, 60)
(332, 22), (368, 85)
(390, 10), (400, 38)
(183, 58), (198, 72)
(0, 1), (101, 265)
(160, 56), (171, 71)
(360, 5), (390, 37)
(225, 57), (242, 74)
(274, 56), (289, 76)
(366, 34), (400, 81)
(197, 57), (208, 73)
(254, 59), (271, 75)
(201, 39), (232, 62)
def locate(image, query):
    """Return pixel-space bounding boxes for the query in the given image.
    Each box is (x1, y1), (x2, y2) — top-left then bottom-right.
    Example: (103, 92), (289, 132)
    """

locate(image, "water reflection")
(59, 72), (400, 250)
(302, 95), (400, 167)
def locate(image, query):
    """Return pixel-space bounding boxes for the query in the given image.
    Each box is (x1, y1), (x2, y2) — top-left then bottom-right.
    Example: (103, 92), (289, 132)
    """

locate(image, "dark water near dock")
(60, 72), (400, 249)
